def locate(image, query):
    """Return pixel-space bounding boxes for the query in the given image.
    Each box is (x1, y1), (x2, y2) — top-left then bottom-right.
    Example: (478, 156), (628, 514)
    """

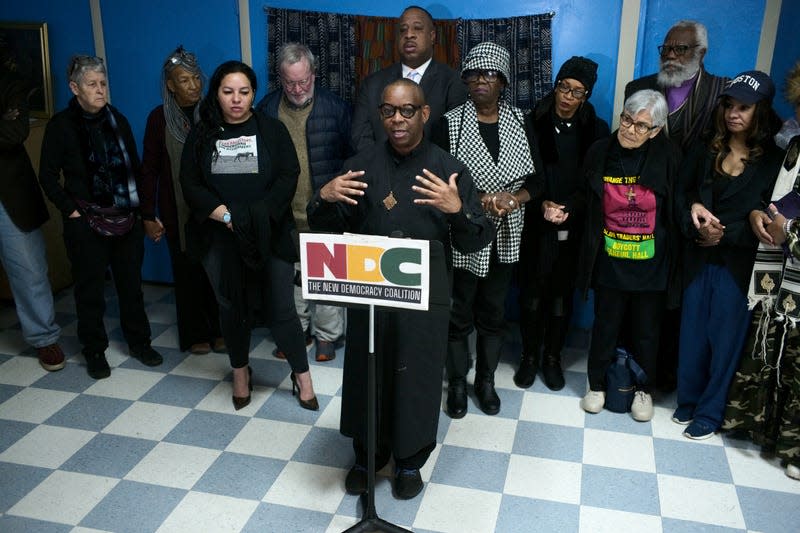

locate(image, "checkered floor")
(0, 283), (798, 532)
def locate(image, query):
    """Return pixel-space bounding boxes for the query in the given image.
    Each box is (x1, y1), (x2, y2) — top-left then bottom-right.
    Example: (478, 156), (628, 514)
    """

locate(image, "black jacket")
(677, 141), (785, 294)
(350, 60), (467, 153)
(577, 133), (683, 308)
(39, 97), (141, 218)
(0, 74), (49, 231)
(521, 93), (609, 277)
(256, 85), (352, 191)
(179, 112), (300, 263)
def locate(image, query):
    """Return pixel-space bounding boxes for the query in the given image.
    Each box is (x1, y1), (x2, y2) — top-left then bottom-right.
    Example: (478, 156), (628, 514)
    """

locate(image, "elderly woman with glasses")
(39, 55), (163, 379)
(514, 56), (609, 393)
(431, 42), (542, 418)
(674, 71), (784, 440)
(139, 46), (223, 356)
(577, 89), (681, 422)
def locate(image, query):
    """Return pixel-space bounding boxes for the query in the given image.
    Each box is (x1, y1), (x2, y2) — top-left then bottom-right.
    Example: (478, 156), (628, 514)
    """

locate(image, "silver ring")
(509, 200), (515, 206)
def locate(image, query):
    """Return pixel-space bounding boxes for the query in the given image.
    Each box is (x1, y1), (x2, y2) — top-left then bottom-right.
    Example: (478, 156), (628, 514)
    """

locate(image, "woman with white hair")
(39, 55), (162, 379)
(577, 89), (681, 422)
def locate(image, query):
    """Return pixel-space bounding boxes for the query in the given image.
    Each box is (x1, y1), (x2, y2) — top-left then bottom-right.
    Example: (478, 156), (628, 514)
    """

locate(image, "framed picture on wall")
(0, 21), (54, 118)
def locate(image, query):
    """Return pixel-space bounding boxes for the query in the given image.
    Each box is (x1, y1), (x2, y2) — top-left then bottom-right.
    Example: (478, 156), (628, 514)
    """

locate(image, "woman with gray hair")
(39, 55), (162, 379)
(577, 89), (681, 422)
(140, 46), (223, 355)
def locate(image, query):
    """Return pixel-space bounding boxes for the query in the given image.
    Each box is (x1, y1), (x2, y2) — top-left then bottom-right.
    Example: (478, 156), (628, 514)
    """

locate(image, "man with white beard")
(625, 20), (727, 153)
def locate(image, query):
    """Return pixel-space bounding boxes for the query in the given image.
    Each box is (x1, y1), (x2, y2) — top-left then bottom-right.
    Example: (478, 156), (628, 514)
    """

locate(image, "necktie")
(406, 70), (420, 84)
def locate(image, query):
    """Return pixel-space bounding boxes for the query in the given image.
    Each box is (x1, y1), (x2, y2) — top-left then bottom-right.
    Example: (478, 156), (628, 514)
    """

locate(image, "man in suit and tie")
(350, 5), (467, 152)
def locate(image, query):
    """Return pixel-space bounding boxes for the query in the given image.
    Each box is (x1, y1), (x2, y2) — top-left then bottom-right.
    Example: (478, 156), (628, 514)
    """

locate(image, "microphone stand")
(344, 304), (411, 533)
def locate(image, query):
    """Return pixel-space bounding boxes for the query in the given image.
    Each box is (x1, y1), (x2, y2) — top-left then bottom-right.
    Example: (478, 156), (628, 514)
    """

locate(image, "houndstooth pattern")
(445, 100), (535, 276)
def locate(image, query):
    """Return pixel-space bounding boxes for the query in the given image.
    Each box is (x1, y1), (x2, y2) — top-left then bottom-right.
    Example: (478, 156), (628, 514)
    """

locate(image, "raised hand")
(320, 170), (367, 205)
(412, 168), (461, 214)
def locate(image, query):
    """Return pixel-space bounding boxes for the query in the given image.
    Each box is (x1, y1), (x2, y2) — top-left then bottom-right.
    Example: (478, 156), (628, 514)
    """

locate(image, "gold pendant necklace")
(383, 191), (397, 211)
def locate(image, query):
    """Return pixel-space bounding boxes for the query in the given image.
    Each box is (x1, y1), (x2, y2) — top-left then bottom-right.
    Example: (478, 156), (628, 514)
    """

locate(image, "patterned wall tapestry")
(265, 7), (553, 109)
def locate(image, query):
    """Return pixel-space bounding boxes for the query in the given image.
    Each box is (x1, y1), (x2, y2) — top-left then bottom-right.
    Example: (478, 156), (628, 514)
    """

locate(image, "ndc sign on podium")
(299, 233), (430, 311)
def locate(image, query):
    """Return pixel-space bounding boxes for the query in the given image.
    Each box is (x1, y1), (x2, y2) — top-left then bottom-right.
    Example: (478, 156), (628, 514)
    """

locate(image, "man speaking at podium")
(308, 79), (494, 499)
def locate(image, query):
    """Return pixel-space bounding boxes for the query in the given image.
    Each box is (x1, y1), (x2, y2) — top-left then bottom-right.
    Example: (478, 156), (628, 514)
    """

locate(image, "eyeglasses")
(556, 81), (587, 99)
(68, 55), (104, 78)
(657, 44), (699, 57)
(462, 69), (501, 83)
(280, 77), (313, 90)
(619, 113), (658, 135)
(379, 104), (422, 119)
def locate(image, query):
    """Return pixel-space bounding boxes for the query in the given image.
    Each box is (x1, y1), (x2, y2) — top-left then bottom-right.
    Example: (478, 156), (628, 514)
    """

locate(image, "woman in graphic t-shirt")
(577, 89), (681, 422)
(180, 60), (318, 411)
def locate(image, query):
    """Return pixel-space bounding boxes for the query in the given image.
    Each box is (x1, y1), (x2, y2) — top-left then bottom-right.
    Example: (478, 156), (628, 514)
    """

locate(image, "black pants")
(63, 216), (151, 354)
(202, 235), (308, 372)
(447, 258), (514, 379)
(167, 237), (220, 351)
(587, 286), (664, 393)
(353, 439), (435, 471)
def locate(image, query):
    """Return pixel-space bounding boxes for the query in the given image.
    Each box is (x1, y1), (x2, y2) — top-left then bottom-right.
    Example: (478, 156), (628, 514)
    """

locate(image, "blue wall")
(5, 0), (798, 282)
(634, 0), (764, 81)
(5, 0), (95, 111)
(771, 0), (800, 120)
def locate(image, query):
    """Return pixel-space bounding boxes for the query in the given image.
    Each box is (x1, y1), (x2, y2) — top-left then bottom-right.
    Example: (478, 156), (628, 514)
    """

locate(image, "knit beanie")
(556, 56), (598, 96)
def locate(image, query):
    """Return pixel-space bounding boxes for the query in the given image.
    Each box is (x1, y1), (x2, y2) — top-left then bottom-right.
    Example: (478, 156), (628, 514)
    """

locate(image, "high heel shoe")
(232, 367), (253, 411)
(290, 373), (319, 411)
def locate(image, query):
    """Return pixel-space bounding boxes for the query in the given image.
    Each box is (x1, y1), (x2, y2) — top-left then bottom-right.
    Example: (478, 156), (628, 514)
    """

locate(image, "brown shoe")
(189, 342), (211, 355)
(315, 340), (336, 362)
(37, 343), (65, 371)
(212, 337), (227, 353)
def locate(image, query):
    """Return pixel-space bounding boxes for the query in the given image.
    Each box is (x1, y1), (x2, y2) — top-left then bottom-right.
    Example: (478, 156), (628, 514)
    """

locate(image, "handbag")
(75, 198), (136, 237)
(605, 347), (647, 413)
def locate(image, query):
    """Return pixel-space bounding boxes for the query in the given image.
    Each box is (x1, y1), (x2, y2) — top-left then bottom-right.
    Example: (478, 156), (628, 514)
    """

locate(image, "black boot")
(474, 374), (500, 415)
(513, 354), (538, 388)
(541, 353), (565, 391)
(474, 335), (503, 415)
(446, 377), (468, 419)
(518, 295), (544, 389)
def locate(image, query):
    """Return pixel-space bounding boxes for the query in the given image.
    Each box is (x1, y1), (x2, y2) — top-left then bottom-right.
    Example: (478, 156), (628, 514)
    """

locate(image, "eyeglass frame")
(619, 113), (659, 135)
(555, 80), (588, 99)
(462, 69), (502, 83)
(280, 76), (314, 90)
(657, 44), (699, 57)
(378, 103), (423, 119)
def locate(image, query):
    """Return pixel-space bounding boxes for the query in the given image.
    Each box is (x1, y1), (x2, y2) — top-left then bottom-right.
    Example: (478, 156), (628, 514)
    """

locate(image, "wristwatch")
(222, 211), (231, 224)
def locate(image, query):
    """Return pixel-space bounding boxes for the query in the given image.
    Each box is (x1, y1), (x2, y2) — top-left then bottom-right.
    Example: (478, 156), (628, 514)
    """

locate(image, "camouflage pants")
(723, 305), (800, 467)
